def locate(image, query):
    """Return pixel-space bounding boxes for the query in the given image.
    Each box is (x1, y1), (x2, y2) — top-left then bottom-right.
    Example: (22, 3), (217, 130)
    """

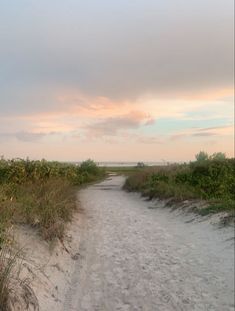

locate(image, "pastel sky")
(0, 0), (234, 162)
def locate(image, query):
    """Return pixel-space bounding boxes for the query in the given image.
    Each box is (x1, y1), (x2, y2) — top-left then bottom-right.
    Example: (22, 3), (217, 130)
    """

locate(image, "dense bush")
(124, 155), (235, 214)
(0, 158), (104, 185)
(189, 159), (235, 199)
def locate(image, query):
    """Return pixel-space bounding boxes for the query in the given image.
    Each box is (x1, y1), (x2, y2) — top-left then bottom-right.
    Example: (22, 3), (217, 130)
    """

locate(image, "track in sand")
(64, 176), (234, 311)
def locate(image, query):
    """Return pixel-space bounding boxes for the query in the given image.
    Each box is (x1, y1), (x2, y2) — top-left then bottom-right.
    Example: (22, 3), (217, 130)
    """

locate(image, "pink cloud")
(83, 111), (155, 138)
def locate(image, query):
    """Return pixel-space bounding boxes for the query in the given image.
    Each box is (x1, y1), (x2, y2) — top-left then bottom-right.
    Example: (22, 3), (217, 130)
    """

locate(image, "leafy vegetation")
(0, 158), (105, 245)
(124, 153), (235, 215)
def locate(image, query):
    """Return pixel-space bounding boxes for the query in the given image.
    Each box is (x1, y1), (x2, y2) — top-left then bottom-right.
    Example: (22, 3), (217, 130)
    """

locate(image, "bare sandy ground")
(14, 176), (234, 311)
(12, 211), (84, 310)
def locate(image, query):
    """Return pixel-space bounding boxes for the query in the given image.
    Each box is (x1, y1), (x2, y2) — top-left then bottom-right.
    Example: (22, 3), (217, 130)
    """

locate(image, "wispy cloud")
(0, 131), (57, 142)
(170, 125), (233, 141)
(83, 111), (155, 138)
(136, 136), (163, 144)
(192, 132), (216, 137)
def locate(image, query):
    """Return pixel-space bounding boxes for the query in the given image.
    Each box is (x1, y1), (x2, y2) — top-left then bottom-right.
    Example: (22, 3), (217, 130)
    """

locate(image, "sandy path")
(63, 176), (234, 311)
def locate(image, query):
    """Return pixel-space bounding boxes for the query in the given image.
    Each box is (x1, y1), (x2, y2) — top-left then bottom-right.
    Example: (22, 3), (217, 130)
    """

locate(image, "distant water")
(70, 161), (178, 167)
(76, 161), (169, 167)
(97, 162), (166, 167)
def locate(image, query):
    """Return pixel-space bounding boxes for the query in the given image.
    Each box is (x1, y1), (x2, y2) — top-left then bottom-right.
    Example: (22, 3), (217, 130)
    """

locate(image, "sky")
(0, 0), (234, 162)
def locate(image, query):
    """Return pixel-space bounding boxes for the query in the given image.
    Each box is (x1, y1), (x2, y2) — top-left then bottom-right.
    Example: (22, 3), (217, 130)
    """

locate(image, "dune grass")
(0, 243), (20, 311)
(0, 158), (105, 309)
(0, 158), (105, 244)
(9, 178), (77, 240)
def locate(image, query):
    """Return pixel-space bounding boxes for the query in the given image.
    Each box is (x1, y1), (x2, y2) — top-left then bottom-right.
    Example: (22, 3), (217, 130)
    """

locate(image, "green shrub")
(79, 159), (99, 175)
(189, 159), (235, 199)
(124, 154), (235, 214)
(195, 151), (209, 162)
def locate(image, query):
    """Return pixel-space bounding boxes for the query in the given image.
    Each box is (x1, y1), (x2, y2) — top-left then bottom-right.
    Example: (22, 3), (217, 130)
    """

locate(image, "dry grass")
(1, 178), (77, 242)
(0, 179), (77, 309)
(0, 241), (39, 311)
(0, 242), (19, 311)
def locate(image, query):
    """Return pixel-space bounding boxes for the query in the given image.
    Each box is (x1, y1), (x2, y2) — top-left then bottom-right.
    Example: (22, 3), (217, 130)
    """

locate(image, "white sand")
(14, 176), (234, 311)
(12, 210), (84, 310)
